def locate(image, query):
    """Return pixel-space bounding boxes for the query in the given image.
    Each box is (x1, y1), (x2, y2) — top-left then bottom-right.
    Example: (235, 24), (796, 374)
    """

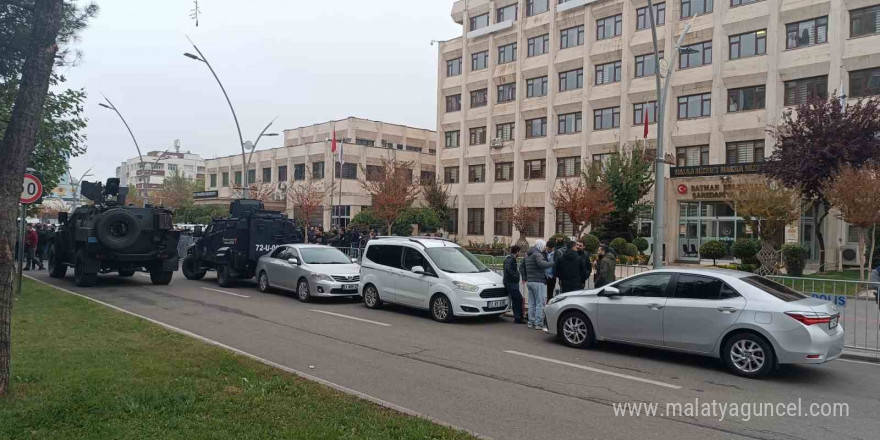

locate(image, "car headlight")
(310, 273), (334, 282)
(548, 295), (567, 305)
(453, 281), (479, 292)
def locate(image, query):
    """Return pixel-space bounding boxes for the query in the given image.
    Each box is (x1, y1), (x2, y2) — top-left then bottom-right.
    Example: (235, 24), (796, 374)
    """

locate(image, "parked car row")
(250, 236), (844, 379)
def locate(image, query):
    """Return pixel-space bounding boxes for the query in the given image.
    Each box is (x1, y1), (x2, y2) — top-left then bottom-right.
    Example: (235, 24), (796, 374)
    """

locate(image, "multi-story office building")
(437, 0), (880, 264)
(116, 145), (206, 197)
(201, 117), (438, 228)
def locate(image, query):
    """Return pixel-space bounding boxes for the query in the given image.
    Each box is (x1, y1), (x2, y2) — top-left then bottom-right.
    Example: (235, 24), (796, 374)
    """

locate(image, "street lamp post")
(646, 2), (699, 269)
(99, 96), (147, 207)
(243, 118), (280, 186)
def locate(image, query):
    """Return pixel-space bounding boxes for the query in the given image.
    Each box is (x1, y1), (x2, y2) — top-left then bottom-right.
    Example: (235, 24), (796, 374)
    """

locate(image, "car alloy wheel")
(363, 286), (380, 309)
(258, 272), (270, 293)
(297, 279), (311, 302)
(730, 339), (765, 374)
(563, 315), (589, 346)
(431, 295), (452, 322)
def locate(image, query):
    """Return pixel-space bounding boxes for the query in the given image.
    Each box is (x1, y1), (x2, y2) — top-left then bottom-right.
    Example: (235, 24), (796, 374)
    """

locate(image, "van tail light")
(785, 311), (832, 326)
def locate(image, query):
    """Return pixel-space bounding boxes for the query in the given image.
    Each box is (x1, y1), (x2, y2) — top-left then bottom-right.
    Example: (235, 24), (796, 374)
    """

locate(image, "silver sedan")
(255, 244), (361, 302)
(544, 268), (844, 378)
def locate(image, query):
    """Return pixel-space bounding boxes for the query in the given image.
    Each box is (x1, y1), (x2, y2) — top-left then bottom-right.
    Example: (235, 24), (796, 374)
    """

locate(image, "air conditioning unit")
(490, 138), (504, 148)
(841, 245), (861, 266)
(277, 182), (288, 190)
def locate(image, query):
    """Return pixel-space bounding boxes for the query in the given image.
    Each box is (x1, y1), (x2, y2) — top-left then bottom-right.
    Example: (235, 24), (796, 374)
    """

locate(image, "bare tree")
(287, 170), (333, 232)
(728, 179), (801, 275)
(507, 203), (543, 247)
(824, 162), (880, 280)
(551, 177), (615, 237)
(359, 157), (420, 235)
(232, 180), (276, 203)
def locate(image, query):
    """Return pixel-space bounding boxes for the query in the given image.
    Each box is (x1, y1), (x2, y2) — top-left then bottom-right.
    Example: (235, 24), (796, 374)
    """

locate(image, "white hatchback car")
(359, 237), (508, 322)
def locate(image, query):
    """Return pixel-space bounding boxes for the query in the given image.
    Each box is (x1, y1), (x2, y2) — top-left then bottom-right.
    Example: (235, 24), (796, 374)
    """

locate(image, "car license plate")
(488, 300), (506, 308)
(829, 316), (838, 329)
(343, 284), (358, 290)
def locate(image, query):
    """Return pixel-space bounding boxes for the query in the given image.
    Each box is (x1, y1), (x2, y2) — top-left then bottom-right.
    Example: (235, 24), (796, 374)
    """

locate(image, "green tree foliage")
(580, 234), (600, 254)
(174, 204), (228, 225)
(352, 207), (445, 237)
(699, 240), (727, 266)
(584, 144), (654, 241)
(731, 238), (760, 264)
(610, 237), (628, 256)
(632, 237), (649, 253)
(781, 244), (810, 277)
(422, 177), (453, 227)
(623, 243), (639, 258)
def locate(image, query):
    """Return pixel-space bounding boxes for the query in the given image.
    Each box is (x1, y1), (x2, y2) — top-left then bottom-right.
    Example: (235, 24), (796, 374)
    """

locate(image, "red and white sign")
(677, 184), (688, 195)
(20, 174), (43, 204)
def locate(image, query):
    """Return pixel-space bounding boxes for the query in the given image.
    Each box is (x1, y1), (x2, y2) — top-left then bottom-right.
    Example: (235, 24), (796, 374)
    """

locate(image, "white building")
(115, 145), (206, 197)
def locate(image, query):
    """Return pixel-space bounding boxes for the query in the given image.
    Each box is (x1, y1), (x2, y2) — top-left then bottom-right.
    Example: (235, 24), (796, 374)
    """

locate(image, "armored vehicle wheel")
(95, 209), (141, 251)
(47, 244), (67, 278)
(118, 270), (136, 277)
(74, 250), (97, 287)
(216, 264), (235, 287)
(150, 269), (173, 285)
(182, 256), (206, 280)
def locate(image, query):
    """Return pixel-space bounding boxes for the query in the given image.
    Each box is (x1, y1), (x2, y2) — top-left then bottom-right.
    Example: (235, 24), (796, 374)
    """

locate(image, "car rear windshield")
(741, 276), (809, 302)
(425, 247), (490, 273)
(300, 247), (351, 264)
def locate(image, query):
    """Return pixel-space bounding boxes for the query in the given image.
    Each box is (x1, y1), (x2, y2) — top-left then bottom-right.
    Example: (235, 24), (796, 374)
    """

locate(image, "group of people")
(19, 223), (57, 271)
(502, 237), (619, 329)
(306, 226), (379, 249)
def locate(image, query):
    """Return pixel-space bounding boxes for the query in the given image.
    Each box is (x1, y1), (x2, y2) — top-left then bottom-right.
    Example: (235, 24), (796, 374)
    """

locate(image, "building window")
(559, 68), (584, 91)
(525, 117), (547, 138)
(527, 76), (548, 97)
(497, 3), (518, 22)
(850, 67), (880, 98)
(557, 112), (582, 135)
(471, 89), (488, 108)
(468, 164), (486, 183)
(445, 94), (461, 112)
(728, 85), (766, 112)
(677, 93), (712, 119)
(262, 167), (272, 183)
(527, 34), (550, 57)
(595, 60), (621, 85)
(593, 153), (612, 166)
(335, 163), (357, 179)
(310, 163), (322, 179)
(784, 76), (828, 106)
(293, 164), (305, 181)
(445, 130), (460, 148)
(366, 165), (384, 181)
(209, 174), (217, 187)
(851, 5), (880, 38)
(676, 145), (709, 166)
(498, 42), (517, 64)
(731, 0), (762, 6)
(234, 171), (242, 186)
(679, 41), (712, 69)
(469, 127), (487, 146)
(681, 0), (712, 18)
(469, 13), (489, 31)
(786, 16), (828, 49)
(556, 209), (575, 236)
(729, 30), (766, 60)
(495, 208), (513, 237)
(247, 169), (256, 185)
(524, 159), (546, 180)
(596, 14), (622, 40)
(633, 101), (659, 124)
(331, 206), (351, 229)
(635, 51), (663, 78)
(467, 208), (485, 235)
(448, 208), (458, 234)
(495, 162), (514, 181)
(420, 170), (436, 183)
(593, 107), (621, 130)
(355, 138), (375, 147)
(497, 82), (516, 103)
(526, 0), (549, 17)
(557, 156), (581, 178)
(444, 166), (460, 184)
(560, 25), (585, 49)
(222, 172), (229, 187)
(471, 51), (489, 70)
(446, 58), (462, 77)
(726, 141), (765, 164)
(636, 2), (665, 30)
(524, 208), (545, 237)
(496, 122), (515, 141)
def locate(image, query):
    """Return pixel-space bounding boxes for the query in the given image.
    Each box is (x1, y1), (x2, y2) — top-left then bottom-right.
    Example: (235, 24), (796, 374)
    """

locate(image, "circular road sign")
(21, 174), (43, 204)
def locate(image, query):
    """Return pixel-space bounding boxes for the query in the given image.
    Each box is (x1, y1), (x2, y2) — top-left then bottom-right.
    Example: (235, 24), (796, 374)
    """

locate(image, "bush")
(623, 243), (639, 258)
(731, 238), (760, 265)
(580, 234), (600, 254)
(632, 237), (649, 253)
(782, 244), (810, 276)
(610, 237), (628, 256)
(699, 240), (727, 266)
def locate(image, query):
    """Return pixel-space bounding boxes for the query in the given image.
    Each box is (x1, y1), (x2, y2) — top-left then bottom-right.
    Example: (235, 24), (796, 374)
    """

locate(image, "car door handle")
(717, 307), (739, 313)
(647, 303), (664, 310)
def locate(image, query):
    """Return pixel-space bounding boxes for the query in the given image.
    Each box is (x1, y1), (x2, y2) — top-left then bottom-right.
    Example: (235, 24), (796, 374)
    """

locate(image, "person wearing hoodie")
(555, 241), (586, 293)
(522, 240), (555, 330)
(595, 244), (617, 288)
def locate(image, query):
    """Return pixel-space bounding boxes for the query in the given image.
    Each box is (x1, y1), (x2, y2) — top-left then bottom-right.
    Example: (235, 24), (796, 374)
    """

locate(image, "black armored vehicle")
(48, 178), (181, 286)
(182, 199), (302, 287)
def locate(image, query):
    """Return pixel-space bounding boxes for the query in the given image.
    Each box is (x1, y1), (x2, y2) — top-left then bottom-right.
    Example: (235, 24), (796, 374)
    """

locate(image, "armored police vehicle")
(48, 178), (181, 286)
(182, 199), (302, 287)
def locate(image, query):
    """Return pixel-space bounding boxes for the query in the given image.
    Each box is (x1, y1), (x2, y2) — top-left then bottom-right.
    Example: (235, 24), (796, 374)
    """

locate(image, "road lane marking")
(309, 309), (391, 327)
(504, 350), (682, 390)
(201, 287), (251, 298)
(840, 359), (880, 367)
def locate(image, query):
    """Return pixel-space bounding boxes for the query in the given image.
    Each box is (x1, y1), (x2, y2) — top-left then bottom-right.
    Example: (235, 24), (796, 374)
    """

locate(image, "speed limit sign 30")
(21, 173), (43, 204)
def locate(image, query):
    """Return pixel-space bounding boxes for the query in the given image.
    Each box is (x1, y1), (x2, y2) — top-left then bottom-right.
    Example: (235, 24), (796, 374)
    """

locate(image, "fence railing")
(768, 276), (880, 353)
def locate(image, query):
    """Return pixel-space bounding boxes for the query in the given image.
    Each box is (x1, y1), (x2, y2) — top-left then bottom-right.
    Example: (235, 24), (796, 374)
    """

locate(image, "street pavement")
(26, 270), (880, 440)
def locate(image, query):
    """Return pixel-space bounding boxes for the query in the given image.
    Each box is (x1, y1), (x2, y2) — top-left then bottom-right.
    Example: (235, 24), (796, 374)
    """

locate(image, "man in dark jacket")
(575, 238), (592, 289)
(503, 245), (525, 324)
(555, 242), (585, 293)
(594, 244), (617, 288)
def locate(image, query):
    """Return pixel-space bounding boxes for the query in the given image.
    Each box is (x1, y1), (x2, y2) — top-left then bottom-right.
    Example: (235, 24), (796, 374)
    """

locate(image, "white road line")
(840, 358), (880, 367)
(504, 350), (682, 390)
(309, 309), (391, 327)
(201, 287), (251, 298)
(22, 275), (488, 440)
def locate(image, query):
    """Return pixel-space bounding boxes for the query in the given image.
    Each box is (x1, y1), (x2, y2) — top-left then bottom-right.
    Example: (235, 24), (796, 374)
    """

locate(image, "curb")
(841, 350), (880, 363)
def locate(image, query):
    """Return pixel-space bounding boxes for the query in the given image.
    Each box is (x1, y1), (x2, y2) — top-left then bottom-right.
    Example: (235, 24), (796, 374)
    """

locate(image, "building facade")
(116, 146), (206, 197)
(201, 117), (438, 228)
(437, 0), (880, 265)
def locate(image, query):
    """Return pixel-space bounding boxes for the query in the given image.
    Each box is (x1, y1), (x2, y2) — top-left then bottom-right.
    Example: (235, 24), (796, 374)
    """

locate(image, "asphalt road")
(26, 270), (880, 440)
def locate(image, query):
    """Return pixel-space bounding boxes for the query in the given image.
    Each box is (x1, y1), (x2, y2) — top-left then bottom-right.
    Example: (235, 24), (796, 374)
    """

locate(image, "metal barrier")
(768, 276), (880, 352)
(338, 247), (363, 262)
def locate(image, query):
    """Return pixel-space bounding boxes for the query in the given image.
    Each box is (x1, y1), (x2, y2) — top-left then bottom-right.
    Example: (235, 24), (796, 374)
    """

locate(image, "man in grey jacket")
(521, 240), (555, 330)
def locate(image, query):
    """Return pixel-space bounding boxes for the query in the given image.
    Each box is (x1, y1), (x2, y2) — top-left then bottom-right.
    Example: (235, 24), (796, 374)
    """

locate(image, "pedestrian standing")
(522, 240), (554, 330)
(870, 264), (880, 309)
(24, 224), (43, 270)
(555, 241), (583, 293)
(544, 240), (557, 300)
(503, 245), (525, 324)
(576, 238), (592, 289)
(594, 244), (617, 288)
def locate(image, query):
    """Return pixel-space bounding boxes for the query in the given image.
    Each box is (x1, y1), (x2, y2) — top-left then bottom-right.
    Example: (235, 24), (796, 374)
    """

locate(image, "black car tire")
(430, 294), (454, 323)
(47, 244), (67, 278)
(363, 284), (382, 309)
(216, 264), (234, 287)
(118, 270), (136, 277)
(297, 279), (311, 303)
(74, 250), (97, 287)
(150, 269), (173, 285)
(723, 332), (775, 379)
(557, 311), (594, 349)
(182, 256), (207, 280)
(258, 271), (272, 293)
(95, 209), (141, 251)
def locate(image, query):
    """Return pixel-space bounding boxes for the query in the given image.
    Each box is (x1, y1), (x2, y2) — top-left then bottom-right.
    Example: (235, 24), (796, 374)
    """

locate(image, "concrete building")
(436, 0), (880, 265)
(116, 144), (206, 197)
(201, 117), (438, 228)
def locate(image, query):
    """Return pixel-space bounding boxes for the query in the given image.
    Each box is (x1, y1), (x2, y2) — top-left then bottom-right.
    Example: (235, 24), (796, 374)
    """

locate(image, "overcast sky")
(63, 0), (460, 181)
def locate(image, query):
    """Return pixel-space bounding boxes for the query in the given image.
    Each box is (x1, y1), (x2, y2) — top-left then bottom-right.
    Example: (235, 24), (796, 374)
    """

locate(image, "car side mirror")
(58, 212), (68, 224)
(288, 257), (299, 265)
(193, 225), (203, 237)
(411, 265), (426, 275)
(598, 287), (621, 297)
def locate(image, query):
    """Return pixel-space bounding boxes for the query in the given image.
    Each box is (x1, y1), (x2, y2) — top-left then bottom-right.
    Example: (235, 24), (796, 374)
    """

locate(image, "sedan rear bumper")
(771, 324), (845, 365)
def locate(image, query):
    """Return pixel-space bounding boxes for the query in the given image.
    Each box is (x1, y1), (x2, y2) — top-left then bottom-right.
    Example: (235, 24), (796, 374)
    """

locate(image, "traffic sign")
(21, 174), (43, 204)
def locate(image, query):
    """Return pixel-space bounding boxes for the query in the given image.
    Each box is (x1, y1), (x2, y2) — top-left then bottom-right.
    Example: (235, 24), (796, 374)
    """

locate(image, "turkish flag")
(643, 104), (650, 139)
(331, 130), (337, 153)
